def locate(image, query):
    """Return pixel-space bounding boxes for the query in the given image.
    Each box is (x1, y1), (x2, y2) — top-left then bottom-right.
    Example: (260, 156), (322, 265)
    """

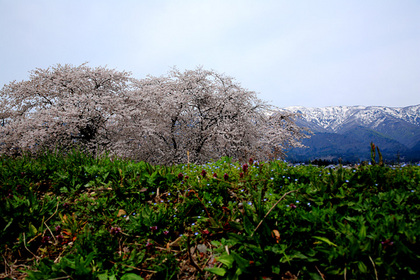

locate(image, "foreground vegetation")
(1, 150), (419, 279)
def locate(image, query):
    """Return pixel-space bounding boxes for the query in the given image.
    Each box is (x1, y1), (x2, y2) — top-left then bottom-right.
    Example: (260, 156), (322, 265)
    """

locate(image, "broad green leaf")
(234, 267), (243, 278)
(205, 267), (227, 276)
(327, 269), (342, 275)
(217, 254), (234, 269)
(98, 272), (109, 280)
(291, 251), (308, 260)
(121, 273), (144, 280)
(359, 225), (367, 239)
(231, 252), (249, 270)
(271, 243), (287, 254)
(29, 223), (38, 236)
(313, 236), (337, 247)
(272, 266), (281, 274)
(308, 272), (324, 280)
(358, 261), (368, 273)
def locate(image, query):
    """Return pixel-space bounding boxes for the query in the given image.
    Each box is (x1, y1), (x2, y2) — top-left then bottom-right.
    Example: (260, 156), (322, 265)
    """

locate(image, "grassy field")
(1, 150), (419, 279)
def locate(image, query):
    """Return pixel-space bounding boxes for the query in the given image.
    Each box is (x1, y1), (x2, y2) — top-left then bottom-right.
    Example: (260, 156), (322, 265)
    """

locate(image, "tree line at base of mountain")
(286, 127), (420, 164)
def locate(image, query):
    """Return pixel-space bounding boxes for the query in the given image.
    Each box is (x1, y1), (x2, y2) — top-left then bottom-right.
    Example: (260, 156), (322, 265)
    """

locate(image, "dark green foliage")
(1, 150), (419, 279)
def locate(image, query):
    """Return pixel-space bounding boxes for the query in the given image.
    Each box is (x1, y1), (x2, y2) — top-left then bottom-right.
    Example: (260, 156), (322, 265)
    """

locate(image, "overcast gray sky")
(1, 0), (419, 108)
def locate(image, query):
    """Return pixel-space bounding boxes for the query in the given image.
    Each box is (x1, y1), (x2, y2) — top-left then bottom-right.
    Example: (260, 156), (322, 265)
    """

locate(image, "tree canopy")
(0, 64), (308, 164)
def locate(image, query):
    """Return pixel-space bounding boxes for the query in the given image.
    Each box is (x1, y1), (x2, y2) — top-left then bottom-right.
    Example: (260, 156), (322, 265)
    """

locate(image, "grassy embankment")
(1, 149), (419, 279)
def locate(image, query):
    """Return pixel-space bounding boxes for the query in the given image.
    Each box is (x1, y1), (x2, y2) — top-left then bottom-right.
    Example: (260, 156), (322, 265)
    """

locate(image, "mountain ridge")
(282, 104), (420, 162)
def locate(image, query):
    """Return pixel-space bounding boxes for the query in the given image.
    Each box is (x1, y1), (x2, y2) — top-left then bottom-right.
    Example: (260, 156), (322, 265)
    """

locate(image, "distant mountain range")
(282, 105), (420, 163)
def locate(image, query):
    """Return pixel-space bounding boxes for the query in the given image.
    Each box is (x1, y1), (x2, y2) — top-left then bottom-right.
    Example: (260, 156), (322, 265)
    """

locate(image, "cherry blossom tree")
(119, 67), (308, 164)
(0, 64), (308, 163)
(0, 63), (133, 156)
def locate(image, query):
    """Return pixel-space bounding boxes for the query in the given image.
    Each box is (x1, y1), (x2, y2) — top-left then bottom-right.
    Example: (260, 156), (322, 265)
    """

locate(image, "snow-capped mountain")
(281, 105), (420, 163)
(283, 105), (420, 132)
